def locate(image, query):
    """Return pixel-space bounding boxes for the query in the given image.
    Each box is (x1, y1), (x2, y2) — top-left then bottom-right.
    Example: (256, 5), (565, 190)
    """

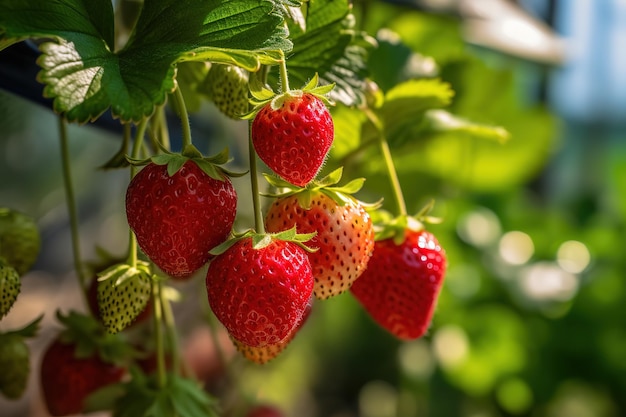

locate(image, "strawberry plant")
(0, 0), (524, 416)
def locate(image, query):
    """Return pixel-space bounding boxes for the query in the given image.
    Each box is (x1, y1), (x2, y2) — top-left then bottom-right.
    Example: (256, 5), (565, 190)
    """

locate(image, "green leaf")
(424, 110), (510, 143)
(379, 78), (455, 146)
(276, 0), (372, 106)
(0, 0), (292, 123)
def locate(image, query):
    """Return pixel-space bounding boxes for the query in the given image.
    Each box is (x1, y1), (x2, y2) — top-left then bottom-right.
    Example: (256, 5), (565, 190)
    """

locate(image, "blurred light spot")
(520, 262), (578, 302)
(359, 380), (398, 417)
(398, 340), (435, 380)
(457, 208), (501, 247)
(496, 378), (533, 414)
(499, 231), (534, 265)
(445, 265), (481, 299)
(546, 380), (617, 417)
(432, 325), (469, 369)
(557, 240), (590, 274)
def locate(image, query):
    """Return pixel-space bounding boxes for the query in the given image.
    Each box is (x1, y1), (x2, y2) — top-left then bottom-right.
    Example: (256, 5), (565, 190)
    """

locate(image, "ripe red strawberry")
(0, 263), (20, 319)
(206, 236), (314, 347)
(350, 229), (446, 340)
(40, 312), (128, 416)
(41, 338), (126, 416)
(126, 160), (237, 279)
(265, 192), (375, 299)
(201, 64), (249, 119)
(246, 404), (285, 417)
(0, 207), (40, 275)
(251, 92), (333, 187)
(230, 297), (313, 364)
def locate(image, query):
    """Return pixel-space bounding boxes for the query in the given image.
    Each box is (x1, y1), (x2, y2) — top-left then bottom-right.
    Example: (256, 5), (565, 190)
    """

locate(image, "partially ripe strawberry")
(126, 160), (237, 279)
(350, 230), (446, 340)
(265, 192), (374, 299)
(0, 207), (40, 275)
(41, 338), (126, 416)
(0, 263), (20, 319)
(231, 297), (313, 364)
(201, 64), (249, 119)
(252, 92), (333, 187)
(206, 237), (314, 347)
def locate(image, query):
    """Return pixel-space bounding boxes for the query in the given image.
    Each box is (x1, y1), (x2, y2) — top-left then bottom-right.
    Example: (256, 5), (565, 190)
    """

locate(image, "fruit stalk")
(58, 117), (88, 305)
(364, 108), (407, 217)
(278, 52), (290, 93)
(127, 119), (149, 268)
(152, 279), (167, 388)
(170, 81), (195, 153)
(160, 285), (182, 376)
(248, 121), (265, 234)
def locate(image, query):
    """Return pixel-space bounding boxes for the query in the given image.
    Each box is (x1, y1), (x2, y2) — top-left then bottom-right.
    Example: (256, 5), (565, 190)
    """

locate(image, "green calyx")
(209, 226), (317, 256)
(263, 167), (381, 210)
(55, 310), (134, 367)
(126, 147), (246, 181)
(0, 315), (43, 339)
(372, 199), (442, 244)
(243, 72), (336, 120)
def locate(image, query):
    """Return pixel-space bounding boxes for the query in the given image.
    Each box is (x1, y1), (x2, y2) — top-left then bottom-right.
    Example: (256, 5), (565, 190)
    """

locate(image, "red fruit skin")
(231, 296), (313, 364)
(206, 238), (314, 348)
(246, 404), (285, 417)
(40, 339), (126, 416)
(252, 93), (334, 187)
(350, 230), (446, 340)
(126, 161), (237, 279)
(265, 193), (375, 299)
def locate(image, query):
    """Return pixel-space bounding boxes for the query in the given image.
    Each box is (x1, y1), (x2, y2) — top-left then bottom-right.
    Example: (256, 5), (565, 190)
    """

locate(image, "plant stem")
(278, 52), (290, 93)
(248, 121), (265, 234)
(363, 108), (407, 216)
(152, 279), (167, 388)
(171, 82), (194, 152)
(57, 117), (88, 307)
(160, 286), (184, 376)
(126, 120), (149, 267)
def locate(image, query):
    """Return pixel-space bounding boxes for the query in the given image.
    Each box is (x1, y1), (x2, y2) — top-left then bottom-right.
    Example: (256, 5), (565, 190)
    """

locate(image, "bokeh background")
(1, 0), (625, 416)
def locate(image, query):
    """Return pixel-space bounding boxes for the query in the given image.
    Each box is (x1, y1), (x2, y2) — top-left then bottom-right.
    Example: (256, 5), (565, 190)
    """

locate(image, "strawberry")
(126, 160), (237, 279)
(246, 404), (285, 417)
(96, 261), (153, 333)
(0, 207), (40, 275)
(206, 234), (314, 347)
(40, 312), (128, 416)
(0, 263), (20, 319)
(87, 269), (152, 329)
(200, 63), (249, 119)
(231, 297), (313, 364)
(251, 91), (334, 187)
(0, 317), (41, 399)
(265, 184), (375, 299)
(350, 229), (446, 340)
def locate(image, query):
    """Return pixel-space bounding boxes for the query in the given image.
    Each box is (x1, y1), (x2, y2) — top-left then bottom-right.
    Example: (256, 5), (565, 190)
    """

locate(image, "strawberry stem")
(152, 279), (167, 388)
(57, 116), (88, 309)
(363, 108), (408, 217)
(127, 119), (149, 268)
(160, 286), (184, 376)
(248, 121), (266, 234)
(278, 52), (290, 93)
(171, 81), (198, 156)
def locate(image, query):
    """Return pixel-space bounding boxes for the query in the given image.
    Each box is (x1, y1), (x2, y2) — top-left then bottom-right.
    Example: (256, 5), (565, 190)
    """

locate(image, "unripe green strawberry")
(0, 208), (40, 275)
(201, 64), (249, 119)
(0, 316), (41, 399)
(96, 262), (153, 334)
(0, 263), (20, 319)
(0, 334), (30, 399)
